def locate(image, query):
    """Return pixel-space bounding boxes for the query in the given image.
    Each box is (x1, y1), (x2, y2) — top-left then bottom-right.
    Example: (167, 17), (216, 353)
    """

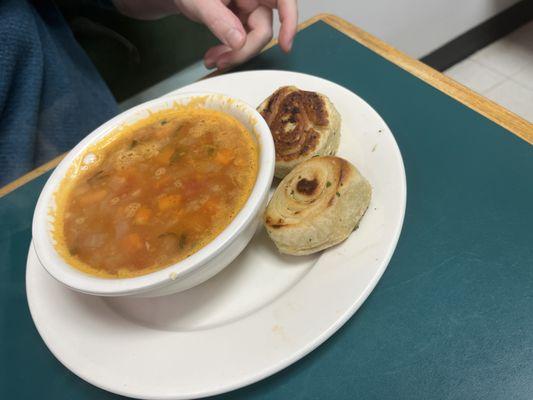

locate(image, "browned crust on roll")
(259, 87), (331, 162)
(296, 178), (319, 195)
(336, 158), (351, 190)
(264, 215), (284, 229)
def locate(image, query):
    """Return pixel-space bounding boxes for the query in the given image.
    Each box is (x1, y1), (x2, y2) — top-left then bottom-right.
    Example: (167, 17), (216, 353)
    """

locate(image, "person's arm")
(112, 0), (298, 70)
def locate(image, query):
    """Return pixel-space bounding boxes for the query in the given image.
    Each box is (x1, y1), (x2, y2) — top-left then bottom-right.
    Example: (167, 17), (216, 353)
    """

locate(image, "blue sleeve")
(0, 0), (118, 186)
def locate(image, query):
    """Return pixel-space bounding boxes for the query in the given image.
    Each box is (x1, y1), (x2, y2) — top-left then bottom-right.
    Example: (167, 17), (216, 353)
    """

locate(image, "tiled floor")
(445, 21), (533, 122)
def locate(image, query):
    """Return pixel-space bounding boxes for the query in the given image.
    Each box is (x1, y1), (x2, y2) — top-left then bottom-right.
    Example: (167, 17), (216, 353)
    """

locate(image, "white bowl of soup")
(32, 93), (275, 297)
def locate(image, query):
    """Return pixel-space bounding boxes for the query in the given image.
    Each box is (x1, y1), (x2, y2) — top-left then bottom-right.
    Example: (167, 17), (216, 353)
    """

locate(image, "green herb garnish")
(170, 149), (181, 164)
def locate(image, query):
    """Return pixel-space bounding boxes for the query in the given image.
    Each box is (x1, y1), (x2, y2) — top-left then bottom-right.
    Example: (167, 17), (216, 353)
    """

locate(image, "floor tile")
(506, 20), (533, 47)
(445, 21), (533, 122)
(471, 21), (533, 76)
(445, 59), (506, 93)
(511, 61), (533, 92)
(484, 79), (533, 122)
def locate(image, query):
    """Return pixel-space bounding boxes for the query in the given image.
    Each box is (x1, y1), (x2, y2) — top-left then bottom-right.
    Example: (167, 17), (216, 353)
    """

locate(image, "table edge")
(1, 13), (531, 199)
(319, 14), (533, 144)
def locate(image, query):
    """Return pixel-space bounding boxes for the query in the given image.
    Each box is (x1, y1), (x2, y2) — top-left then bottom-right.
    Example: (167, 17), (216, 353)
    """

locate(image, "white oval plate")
(26, 71), (406, 399)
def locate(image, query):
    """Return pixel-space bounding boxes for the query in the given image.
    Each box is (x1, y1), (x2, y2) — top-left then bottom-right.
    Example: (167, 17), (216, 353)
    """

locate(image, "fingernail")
(204, 58), (215, 69)
(226, 28), (244, 49)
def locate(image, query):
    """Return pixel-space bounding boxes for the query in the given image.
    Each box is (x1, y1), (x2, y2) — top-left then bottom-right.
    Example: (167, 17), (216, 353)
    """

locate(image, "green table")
(1, 15), (533, 400)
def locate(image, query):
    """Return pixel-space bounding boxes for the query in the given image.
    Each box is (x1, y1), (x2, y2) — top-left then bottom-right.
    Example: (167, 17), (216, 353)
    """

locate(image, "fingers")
(204, 44), (232, 68)
(199, 0), (296, 69)
(215, 6), (273, 69)
(277, 0), (298, 52)
(192, 0), (247, 49)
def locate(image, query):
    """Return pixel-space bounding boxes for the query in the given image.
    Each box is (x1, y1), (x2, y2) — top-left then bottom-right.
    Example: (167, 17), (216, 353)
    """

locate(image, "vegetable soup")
(53, 106), (258, 278)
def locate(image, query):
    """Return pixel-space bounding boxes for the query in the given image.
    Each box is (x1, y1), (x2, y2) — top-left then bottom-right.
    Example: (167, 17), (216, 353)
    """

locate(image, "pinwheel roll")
(258, 86), (341, 178)
(264, 156), (371, 255)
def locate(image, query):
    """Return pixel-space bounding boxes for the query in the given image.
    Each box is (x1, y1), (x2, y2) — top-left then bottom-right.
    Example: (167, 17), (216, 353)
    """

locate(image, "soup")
(53, 106), (258, 278)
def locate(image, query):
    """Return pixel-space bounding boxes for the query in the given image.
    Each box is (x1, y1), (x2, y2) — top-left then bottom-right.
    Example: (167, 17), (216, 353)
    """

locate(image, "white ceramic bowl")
(32, 92), (275, 297)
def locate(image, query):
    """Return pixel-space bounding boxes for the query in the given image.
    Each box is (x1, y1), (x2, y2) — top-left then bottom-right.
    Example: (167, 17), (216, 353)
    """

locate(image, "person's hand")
(113, 1), (297, 70)
(175, 0), (298, 69)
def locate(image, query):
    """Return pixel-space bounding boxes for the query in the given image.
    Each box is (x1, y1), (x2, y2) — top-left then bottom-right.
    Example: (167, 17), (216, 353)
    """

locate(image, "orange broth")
(53, 106), (258, 278)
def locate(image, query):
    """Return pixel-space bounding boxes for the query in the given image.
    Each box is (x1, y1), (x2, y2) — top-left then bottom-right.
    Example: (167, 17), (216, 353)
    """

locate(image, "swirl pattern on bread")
(258, 86), (341, 178)
(264, 156), (371, 255)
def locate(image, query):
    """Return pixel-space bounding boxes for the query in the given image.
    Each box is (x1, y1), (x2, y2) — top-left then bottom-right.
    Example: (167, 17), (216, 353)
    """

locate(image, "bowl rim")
(31, 92), (275, 296)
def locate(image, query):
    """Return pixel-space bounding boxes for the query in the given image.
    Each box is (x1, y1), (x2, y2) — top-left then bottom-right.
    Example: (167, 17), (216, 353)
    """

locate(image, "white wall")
(293, 0), (521, 58)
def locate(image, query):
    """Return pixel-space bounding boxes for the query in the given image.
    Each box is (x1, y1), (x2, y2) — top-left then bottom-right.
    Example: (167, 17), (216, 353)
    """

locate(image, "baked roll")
(264, 156), (371, 255)
(258, 86), (341, 178)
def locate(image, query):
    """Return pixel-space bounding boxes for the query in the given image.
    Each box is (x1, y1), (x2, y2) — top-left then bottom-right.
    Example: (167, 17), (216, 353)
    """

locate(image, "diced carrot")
(158, 194), (182, 211)
(155, 147), (175, 165)
(77, 189), (107, 206)
(215, 148), (235, 165)
(134, 207), (152, 225)
(122, 233), (144, 251)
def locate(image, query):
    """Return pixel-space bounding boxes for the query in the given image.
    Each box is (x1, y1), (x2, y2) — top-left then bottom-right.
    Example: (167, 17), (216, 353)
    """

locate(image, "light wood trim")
(319, 14), (533, 144)
(0, 153), (66, 197)
(1, 13), (530, 198)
